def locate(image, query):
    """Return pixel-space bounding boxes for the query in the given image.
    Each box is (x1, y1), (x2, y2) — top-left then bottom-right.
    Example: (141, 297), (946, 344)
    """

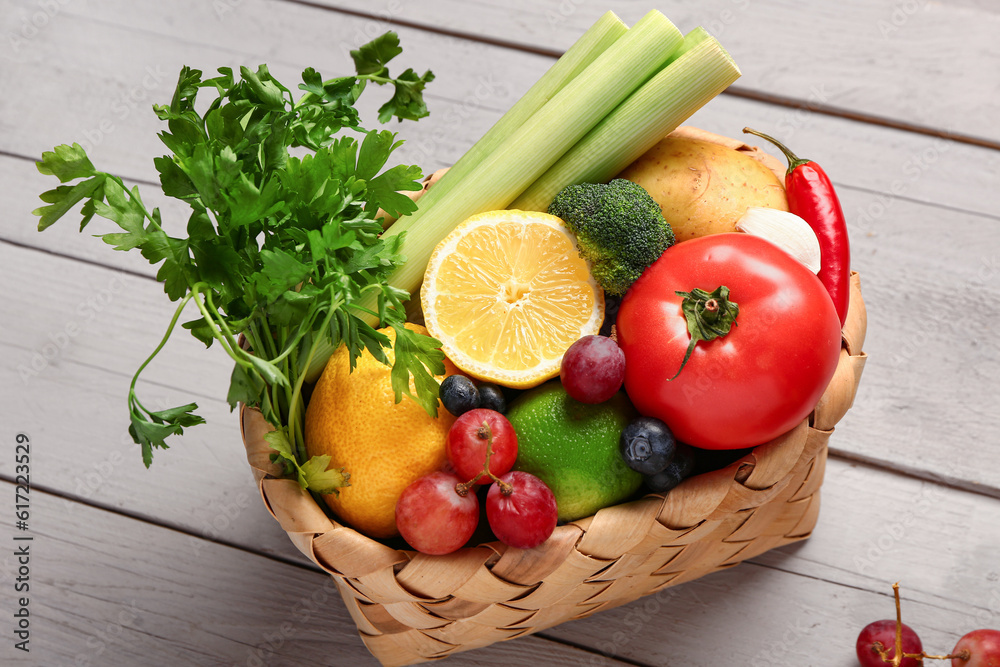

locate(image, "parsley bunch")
(33, 33), (440, 492)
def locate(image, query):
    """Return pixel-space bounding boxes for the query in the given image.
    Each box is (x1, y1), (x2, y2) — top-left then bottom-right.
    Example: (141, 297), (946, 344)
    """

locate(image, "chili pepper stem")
(743, 127), (811, 172)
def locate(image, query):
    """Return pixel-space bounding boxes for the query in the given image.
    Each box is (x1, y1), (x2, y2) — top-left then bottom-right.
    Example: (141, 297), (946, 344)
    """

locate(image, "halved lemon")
(420, 210), (604, 389)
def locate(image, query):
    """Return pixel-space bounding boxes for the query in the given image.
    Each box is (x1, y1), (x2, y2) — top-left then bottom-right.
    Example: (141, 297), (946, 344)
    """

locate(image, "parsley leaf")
(34, 175), (104, 231)
(389, 323), (447, 415)
(298, 455), (350, 495)
(264, 429), (350, 496)
(349, 32), (435, 122)
(350, 32), (404, 76)
(36, 143), (96, 183)
(378, 68), (436, 123)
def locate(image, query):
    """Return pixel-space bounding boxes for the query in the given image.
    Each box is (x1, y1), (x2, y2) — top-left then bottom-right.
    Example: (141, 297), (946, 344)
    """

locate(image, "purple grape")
(560, 335), (625, 404)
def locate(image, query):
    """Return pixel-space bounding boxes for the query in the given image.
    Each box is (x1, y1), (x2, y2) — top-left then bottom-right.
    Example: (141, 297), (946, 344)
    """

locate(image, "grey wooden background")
(1, 0), (998, 665)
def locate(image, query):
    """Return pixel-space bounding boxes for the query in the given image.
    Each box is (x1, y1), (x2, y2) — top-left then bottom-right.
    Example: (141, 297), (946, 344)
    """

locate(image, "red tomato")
(616, 233), (842, 450)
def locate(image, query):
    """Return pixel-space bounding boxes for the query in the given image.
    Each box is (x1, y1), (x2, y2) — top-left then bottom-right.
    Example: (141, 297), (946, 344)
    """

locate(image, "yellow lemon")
(420, 210), (604, 389)
(304, 323), (458, 539)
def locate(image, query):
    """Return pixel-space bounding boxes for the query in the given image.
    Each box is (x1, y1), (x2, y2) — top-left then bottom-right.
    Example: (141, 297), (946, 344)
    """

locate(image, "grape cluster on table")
(856, 613), (1000, 666)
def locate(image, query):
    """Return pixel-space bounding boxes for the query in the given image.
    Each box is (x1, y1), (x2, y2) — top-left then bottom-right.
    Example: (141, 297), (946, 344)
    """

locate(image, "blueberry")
(477, 383), (507, 413)
(440, 375), (479, 416)
(619, 416), (676, 476)
(644, 443), (695, 494)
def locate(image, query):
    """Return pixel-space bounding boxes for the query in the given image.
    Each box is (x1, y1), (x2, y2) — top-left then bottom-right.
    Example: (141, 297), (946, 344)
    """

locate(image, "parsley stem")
(258, 315), (311, 367)
(127, 290), (197, 415)
(242, 323), (283, 418)
(201, 288), (250, 361)
(245, 321), (272, 360)
(287, 292), (344, 464)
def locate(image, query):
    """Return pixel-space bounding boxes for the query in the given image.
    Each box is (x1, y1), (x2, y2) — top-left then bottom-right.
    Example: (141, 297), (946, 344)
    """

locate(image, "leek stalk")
(412, 11), (629, 216)
(510, 30), (741, 211)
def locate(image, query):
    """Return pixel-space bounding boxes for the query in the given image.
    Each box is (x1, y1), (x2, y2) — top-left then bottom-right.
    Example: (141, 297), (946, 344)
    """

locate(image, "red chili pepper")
(743, 128), (851, 327)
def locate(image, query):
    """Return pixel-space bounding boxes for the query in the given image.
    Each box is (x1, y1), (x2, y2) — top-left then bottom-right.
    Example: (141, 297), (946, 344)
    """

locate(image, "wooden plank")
(0, 238), (312, 563)
(545, 559), (988, 666)
(831, 186), (1000, 496)
(0, 0), (537, 180)
(3, 1), (998, 666)
(307, 0), (1000, 146)
(755, 459), (1000, 610)
(3, 231), (997, 556)
(1, 0), (998, 239)
(10, 111), (1000, 276)
(0, 481), (634, 666)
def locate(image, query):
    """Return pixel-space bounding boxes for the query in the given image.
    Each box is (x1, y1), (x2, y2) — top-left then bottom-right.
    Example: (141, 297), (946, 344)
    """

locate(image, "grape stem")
(454, 421), (512, 496)
(872, 582), (971, 664)
(894, 581), (904, 666)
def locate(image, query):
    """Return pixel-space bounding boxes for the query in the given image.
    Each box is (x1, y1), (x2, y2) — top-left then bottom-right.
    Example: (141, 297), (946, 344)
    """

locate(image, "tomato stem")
(703, 298), (720, 320)
(668, 286), (739, 381)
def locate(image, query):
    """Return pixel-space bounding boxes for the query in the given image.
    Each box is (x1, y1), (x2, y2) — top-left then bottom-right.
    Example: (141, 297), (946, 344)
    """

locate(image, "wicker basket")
(240, 266), (866, 665)
(240, 126), (867, 664)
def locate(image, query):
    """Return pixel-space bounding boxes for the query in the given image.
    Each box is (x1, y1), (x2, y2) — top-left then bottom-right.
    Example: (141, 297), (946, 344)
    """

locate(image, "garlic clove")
(736, 207), (821, 274)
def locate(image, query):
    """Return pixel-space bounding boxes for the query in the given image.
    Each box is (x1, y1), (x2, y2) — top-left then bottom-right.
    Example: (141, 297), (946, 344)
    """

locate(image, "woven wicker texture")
(241, 269), (866, 666)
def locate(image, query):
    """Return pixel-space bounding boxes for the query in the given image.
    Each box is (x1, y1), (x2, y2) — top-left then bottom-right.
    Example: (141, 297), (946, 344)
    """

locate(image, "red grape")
(856, 620), (923, 667)
(395, 472), (479, 555)
(952, 629), (1000, 666)
(560, 335), (626, 404)
(446, 408), (517, 485)
(486, 471), (558, 549)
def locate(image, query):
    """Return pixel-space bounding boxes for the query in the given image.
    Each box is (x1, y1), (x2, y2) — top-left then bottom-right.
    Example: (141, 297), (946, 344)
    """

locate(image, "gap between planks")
(827, 447), (1000, 502)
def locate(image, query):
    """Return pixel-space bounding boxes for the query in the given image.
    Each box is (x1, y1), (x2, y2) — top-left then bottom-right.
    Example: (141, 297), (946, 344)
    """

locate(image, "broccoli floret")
(547, 179), (675, 296)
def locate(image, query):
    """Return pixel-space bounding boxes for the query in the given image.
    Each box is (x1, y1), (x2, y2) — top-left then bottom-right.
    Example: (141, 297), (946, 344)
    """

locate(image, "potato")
(618, 134), (788, 243)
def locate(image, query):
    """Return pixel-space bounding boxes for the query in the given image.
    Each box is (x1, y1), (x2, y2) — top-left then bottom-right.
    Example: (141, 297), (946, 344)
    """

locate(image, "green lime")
(506, 380), (642, 522)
